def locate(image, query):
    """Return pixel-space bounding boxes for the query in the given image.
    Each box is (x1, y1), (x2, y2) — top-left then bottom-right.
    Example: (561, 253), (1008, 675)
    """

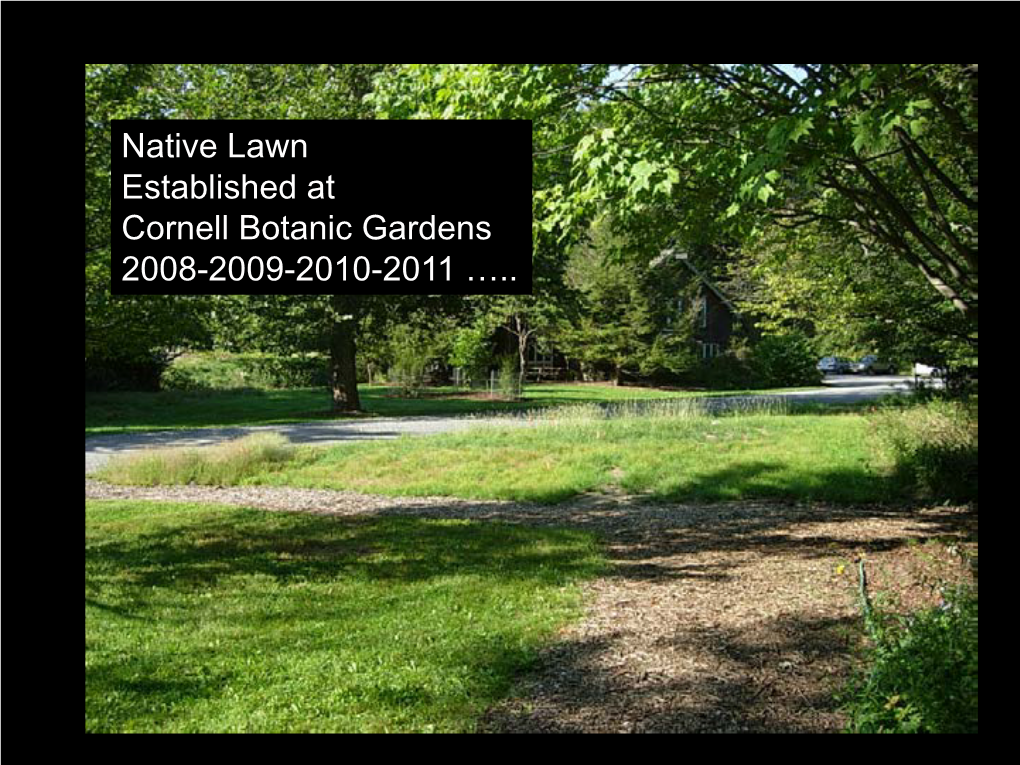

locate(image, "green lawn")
(251, 412), (894, 504)
(85, 501), (603, 733)
(102, 407), (900, 506)
(85, 383), (817, 437)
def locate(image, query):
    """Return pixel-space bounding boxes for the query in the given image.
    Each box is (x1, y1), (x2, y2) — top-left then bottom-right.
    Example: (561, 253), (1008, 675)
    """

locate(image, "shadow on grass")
(613, 457), (911, 508)
(85, 507), (607, 732)
(86, 512), (601, 593)
(85, 652), (234, 734)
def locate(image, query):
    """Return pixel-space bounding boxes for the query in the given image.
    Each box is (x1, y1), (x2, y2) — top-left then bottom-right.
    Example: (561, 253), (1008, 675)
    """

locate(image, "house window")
(528, 345), (555, 367)
(699, 296), (709, 330)
(701, 342), (722, 360)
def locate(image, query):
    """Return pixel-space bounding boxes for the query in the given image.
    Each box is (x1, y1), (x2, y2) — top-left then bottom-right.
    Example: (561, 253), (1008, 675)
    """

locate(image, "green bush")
(244, 355), (329, 389)
(388, 326), (435, 398)
(843, 587), (979, 734)
(875, 400), (979, 502)
(161, 353), (327, 392)
(690, 353), (756, 390)
(750, 332), (824, 388)
(449, 323), (494, 384)
(496, 355), (522, 399)
(87, 351), (171, 392)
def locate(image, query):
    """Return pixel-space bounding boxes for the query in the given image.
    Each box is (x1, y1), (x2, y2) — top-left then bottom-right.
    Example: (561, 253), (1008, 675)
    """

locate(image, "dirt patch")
(85, 480), (976, 733)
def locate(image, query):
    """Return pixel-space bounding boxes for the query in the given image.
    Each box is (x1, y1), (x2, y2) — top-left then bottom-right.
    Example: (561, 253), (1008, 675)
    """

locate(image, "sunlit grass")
(99, 433), (300, 487)
(85, 501), (604, 733)
(249, 402), (895, 505)
(85, 383), (819, 437)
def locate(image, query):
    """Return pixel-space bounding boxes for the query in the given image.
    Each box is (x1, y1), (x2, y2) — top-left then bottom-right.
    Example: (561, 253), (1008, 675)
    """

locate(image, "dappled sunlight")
(86, 502), (604, 733)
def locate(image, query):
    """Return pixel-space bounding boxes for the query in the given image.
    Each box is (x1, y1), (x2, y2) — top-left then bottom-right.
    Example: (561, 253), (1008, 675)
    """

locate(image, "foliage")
(86, 349), (174, 393)
(88, 64), (979, 406)
(843, 586), (978, 734)
(559, 223), (676, 383)
(751, 332), (824, 389)
(449, 321), (495, 383)
(85, 64), (422, 408)
(555, 64), (978, 326)
(687, 351), (756, 390)
(386, 317), (456, 397)
(495, 355), (522, 399)
(161, 353), (328, 392)
(873, 400), (979, 502)
(732, 225), (975, 370)
(86, 65), (214, 386)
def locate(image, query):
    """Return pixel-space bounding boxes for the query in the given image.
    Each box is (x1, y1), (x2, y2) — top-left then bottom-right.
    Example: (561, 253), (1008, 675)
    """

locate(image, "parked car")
(818, 357), (854, 375)
(914, 363), (947, 379)
(852, 355), (896, 375)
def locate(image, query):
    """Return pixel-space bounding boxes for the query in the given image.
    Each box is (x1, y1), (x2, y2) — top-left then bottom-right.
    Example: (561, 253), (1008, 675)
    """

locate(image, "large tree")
(86, 64), (212, 388)
(557, 64), (978, 330)
(87, 64), (396, 406)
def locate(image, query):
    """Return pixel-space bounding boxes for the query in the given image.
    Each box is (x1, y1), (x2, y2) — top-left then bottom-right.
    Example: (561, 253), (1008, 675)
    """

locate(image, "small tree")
(751, 332), (823, 388)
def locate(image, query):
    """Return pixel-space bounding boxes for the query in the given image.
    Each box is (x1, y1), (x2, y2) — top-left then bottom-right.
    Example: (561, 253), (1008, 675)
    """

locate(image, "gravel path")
(85, 479), (976, 733)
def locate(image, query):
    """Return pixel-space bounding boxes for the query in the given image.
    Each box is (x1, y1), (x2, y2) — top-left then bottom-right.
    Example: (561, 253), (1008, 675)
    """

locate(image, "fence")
(452, 367), (523, 400)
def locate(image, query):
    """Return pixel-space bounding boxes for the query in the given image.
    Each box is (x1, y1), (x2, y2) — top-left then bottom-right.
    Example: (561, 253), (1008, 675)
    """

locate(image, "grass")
(873, 399), (979, 502)
(85, 382), (821, 437)
(85, 501), (604, 733)
(99, 433), (299, 487)
(102, 401), (904, 506)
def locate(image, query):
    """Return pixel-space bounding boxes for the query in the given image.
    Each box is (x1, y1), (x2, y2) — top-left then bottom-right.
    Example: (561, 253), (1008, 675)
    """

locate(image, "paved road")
(84, 375), (918, 475)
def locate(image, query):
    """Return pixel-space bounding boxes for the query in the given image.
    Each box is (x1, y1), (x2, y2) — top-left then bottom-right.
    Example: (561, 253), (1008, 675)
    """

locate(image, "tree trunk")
(329, 295), (362, 413)
(515, 316), (529, 401)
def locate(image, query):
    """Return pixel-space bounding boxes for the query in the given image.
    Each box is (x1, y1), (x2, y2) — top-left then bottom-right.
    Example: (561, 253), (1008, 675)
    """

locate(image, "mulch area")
(85, 480), (977, 734)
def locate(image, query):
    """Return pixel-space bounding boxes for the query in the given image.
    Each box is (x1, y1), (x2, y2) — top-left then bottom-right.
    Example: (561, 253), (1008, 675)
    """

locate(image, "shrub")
(690, 353), (756, 390)
(100, 433), (299, 486)
(750, 332), (823, 389)
(449, 323), (494, 385)
(161, 353), (327, 392)
(842, 586), (979, 734)
(496, 355), (522, 399)
(388, 331), (433, 398)
(244, 355), (328, 389)
(86, 351), (171, 392)
(875, 400), (979, 502)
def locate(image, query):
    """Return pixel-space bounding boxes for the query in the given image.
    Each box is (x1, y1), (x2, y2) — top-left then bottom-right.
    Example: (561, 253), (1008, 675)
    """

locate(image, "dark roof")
(652, 248), (740, 315)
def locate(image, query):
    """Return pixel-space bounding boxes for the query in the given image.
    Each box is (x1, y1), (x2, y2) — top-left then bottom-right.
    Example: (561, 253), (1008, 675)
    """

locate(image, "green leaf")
(629, 159), (655, 194)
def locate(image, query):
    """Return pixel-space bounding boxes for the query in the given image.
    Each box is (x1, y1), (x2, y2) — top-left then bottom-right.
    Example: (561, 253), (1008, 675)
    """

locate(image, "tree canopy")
(87, 64), (979, 397)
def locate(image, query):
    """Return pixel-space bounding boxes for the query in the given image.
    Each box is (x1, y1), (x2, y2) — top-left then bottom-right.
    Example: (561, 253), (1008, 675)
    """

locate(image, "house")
(655, 249), (741, 362)
(508, 249), (742, 382)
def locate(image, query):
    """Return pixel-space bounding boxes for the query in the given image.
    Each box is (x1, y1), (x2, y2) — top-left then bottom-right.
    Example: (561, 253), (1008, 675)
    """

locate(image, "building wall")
(698, 289), (735, 349)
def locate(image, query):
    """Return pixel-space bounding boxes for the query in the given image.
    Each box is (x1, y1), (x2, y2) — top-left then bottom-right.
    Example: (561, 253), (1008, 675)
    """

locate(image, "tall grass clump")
(842, 585), (979, 734)
(500, 394), (789, 423)
(874, 400), (978, 502)
(100, 433), (299, 486)
(476, 395), (792, 449)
